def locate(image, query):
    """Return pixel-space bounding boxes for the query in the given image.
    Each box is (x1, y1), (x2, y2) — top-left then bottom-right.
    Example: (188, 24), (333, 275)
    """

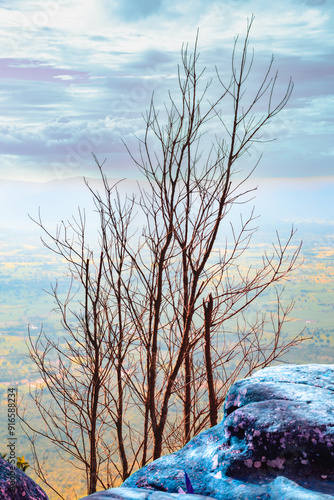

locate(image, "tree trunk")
(184, 345), (192, 443)
(203, 293), (218, 427)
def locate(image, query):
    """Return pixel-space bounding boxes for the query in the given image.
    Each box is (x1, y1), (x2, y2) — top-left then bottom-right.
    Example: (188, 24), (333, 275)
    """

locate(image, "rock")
(0, 455), (49, 499)
(122, 364), (334, 499)
(80, 364), (334, 499)
(79, 486), (215, 499)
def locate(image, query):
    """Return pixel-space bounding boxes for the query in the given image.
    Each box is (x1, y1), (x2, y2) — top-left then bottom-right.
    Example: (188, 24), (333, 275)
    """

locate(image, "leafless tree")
(19, 16), (306, 499)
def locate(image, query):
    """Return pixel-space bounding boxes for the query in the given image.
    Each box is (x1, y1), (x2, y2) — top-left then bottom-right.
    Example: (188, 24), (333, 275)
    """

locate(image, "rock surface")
(80, 487), (215, 499)
(81, 364), (334, 499)
(0, 456), (49, 499)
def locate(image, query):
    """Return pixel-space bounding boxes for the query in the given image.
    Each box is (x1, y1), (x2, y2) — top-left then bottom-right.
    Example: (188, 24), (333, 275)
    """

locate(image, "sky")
(0, 0), (333, 184)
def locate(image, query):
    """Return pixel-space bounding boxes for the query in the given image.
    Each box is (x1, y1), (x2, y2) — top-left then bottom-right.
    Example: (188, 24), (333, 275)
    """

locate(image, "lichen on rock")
(0, 455), (49, 500)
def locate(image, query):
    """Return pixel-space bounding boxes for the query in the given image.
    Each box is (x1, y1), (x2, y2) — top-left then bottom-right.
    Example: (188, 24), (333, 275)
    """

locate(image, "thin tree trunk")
(141, 399), (150, 467)
(89, 367), (99, 494)
(184, 345), (191, 443)
(116, 274), (129, 480)
(203, 293), (218, 427)
(182, 250), (191, 444)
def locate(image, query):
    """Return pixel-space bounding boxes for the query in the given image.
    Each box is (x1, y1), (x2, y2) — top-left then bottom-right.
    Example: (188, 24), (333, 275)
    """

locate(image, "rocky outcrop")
(80, 488), (215, 499)
(81, 364), (334, 499)
(0, 455), (49, 499)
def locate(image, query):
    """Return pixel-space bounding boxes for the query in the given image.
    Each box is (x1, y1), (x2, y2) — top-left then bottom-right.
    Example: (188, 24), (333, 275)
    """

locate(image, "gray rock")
(0, 455), (49, 499)
(81, 364), (334, 499)
(80, 486), (215, 499)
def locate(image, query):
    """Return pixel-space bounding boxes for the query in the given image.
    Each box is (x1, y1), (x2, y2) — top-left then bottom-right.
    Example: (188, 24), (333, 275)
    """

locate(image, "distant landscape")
(0, 176), (333, 499)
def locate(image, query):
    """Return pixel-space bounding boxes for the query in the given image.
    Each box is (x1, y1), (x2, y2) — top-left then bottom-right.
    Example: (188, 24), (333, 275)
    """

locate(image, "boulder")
(81, 364), (334, 499)
(80, 487), (215, 499)
(0, 455), (49, 499)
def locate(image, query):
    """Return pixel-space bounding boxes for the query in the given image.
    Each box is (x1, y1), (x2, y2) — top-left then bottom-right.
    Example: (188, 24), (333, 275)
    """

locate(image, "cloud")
(0, 115), (140, 155)
(0, 58), (88, 82)
(0, 0), (333, 181)
(321, 147), (334, 157)
(110, 0), (164, 21)
(0, 113), (149, 181)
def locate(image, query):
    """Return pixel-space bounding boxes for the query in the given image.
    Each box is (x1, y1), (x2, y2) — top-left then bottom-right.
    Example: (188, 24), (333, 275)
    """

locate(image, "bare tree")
(19, 16), (306, 499)
(20, 195), (147, 496)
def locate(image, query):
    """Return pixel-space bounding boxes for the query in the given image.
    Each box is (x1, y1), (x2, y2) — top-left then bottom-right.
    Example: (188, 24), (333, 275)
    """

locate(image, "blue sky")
(1, 0), (333, 182)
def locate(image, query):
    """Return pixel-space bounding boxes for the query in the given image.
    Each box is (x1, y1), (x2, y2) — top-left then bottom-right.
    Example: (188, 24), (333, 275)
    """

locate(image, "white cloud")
(53, 75), (75, 80)
(0, 115), (141, 155)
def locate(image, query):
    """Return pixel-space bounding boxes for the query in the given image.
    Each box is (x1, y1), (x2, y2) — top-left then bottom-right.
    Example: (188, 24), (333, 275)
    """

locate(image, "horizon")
(0, 173), (333, 251)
